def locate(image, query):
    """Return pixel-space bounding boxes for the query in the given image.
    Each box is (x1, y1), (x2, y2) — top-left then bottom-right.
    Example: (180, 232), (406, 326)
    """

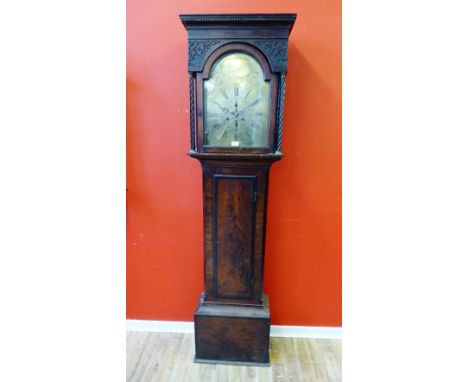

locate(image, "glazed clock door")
(196, 43), (278, 153)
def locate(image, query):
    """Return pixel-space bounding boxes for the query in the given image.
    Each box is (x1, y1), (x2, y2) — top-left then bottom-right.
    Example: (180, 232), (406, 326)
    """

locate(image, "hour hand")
(212, 100), (230, 114)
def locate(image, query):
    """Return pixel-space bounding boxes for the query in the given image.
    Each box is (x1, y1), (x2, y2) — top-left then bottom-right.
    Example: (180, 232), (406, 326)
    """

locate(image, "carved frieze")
(188, 40), (221, 71)
(250, 39), (289, 73)
(187, 39), (289, 73)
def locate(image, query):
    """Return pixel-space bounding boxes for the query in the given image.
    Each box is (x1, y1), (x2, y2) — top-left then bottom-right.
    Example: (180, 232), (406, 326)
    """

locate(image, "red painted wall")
(127, 0), (341, 326)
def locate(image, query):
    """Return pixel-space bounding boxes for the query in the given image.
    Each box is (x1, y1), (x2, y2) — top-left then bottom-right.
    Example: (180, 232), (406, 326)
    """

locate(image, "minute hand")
(242, 98), (260, 111)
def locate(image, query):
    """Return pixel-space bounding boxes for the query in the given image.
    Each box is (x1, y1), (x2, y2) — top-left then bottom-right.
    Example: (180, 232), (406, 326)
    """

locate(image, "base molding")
(194, 357), (270, 367)
(126, 319), (341, 339)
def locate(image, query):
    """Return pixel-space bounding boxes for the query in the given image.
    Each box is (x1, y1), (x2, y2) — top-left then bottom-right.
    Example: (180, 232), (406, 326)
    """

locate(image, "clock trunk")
(201, 161), (270, 306)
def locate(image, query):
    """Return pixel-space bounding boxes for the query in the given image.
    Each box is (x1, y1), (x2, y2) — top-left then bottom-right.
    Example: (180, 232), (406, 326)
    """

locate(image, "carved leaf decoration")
(187, 39), (289, 73)
(251, 39), (288, 73)
(188, 40), (221, 71)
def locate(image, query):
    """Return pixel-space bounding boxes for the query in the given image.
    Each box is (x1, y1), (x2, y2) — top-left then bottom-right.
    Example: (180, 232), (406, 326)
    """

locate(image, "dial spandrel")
(204, 53), (270, 148)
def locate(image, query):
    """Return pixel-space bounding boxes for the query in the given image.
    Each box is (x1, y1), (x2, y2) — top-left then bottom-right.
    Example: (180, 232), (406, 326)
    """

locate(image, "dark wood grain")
(214, 175), (256, 298)
(195, 294), (270, 364)
(201, 161), (270, 306)
(195, 316), (270, 364)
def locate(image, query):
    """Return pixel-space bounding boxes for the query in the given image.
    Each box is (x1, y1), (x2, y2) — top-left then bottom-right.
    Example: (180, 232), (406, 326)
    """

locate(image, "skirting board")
(126, 320), (341, 339)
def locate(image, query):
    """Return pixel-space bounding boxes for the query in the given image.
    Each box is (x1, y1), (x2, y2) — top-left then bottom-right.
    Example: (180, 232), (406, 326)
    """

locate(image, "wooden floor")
(127, 331), (341, 382)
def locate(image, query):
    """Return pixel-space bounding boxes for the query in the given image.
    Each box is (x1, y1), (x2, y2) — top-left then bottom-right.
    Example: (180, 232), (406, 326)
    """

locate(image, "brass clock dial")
(204, 52), (270, 148)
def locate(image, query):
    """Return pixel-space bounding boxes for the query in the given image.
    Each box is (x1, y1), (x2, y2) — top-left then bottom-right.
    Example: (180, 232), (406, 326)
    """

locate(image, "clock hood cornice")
(179, 14), (296, 33)
(180, 13), (297, 73)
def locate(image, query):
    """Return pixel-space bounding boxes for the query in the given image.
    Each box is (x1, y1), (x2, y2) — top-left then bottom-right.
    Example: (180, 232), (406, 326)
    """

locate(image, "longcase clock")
(180, 13), (296, 366)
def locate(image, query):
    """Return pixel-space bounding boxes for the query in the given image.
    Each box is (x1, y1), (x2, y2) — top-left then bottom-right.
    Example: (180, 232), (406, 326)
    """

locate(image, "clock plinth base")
(194, 294), (270, 365)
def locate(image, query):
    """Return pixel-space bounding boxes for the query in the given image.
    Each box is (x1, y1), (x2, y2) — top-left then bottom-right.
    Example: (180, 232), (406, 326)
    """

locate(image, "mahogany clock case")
(180, 13), (296, 366)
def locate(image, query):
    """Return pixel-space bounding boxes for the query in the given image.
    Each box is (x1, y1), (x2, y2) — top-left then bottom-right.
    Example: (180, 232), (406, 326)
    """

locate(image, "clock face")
(204, 52), (270, 148)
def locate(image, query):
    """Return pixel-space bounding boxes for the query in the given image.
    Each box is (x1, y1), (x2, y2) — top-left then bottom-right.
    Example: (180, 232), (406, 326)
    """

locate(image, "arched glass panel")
(204, 52), (270, 148)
